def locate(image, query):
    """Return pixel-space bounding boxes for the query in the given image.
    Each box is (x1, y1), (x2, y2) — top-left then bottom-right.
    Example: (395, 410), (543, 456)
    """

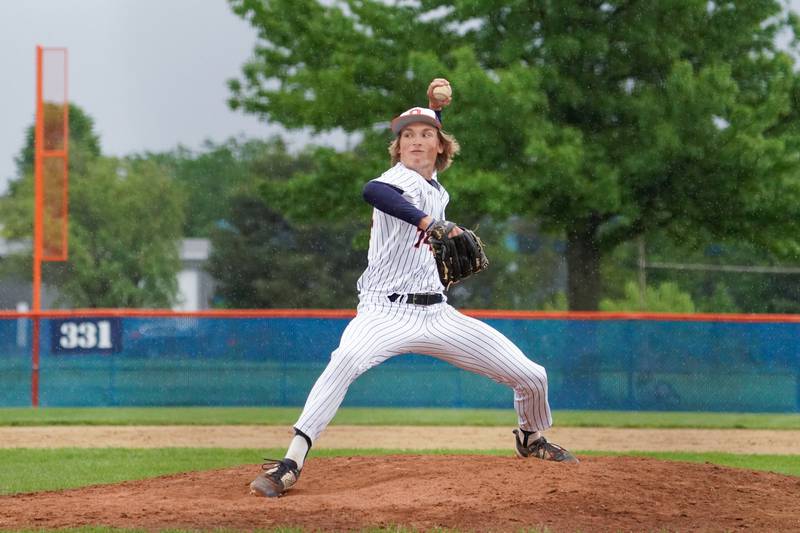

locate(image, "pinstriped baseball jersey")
(357, 162), (448, 297)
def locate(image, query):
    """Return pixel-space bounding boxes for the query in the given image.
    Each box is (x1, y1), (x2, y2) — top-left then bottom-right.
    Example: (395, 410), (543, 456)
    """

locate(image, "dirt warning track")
(2, 425), (800, 454)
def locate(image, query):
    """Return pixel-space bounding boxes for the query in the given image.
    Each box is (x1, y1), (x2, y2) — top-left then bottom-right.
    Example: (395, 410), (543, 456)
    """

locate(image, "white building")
(174, 238), (215, 311)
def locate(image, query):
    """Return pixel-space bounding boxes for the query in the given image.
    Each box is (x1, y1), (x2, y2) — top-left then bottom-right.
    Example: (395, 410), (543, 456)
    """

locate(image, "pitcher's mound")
(2, 455), (799, 532)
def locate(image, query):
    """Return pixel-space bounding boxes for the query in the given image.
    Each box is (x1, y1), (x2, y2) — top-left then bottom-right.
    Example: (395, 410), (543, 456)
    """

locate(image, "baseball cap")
(390, 107), (442, 135)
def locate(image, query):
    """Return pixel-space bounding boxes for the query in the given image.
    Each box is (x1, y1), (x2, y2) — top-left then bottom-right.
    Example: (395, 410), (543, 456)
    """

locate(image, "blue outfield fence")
(1, 310), (799, 412)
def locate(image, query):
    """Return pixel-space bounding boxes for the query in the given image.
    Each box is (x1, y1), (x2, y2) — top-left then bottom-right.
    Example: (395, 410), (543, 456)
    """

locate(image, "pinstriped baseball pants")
(294, 300), (552, 443)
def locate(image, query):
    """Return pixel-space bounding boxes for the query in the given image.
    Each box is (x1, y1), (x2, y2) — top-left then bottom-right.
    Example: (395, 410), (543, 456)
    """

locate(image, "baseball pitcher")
(250, 78), (578, 498)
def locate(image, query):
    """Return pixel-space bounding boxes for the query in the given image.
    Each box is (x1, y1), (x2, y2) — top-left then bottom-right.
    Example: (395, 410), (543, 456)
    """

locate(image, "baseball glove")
(426, 220), (489, 289)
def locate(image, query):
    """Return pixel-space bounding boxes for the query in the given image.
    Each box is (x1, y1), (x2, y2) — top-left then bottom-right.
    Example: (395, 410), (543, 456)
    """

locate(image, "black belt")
(388, 293), (443, 305)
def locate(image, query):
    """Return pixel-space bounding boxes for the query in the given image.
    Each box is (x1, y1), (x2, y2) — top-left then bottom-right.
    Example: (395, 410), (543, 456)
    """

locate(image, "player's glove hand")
(426, 220), (489, 289)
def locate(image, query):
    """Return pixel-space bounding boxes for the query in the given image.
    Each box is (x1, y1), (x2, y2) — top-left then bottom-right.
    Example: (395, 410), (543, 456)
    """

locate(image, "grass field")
(2, 406), (800, 429)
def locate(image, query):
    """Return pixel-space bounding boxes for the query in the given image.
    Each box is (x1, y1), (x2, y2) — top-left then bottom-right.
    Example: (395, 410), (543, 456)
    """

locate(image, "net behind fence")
(1, 313), (798, 411)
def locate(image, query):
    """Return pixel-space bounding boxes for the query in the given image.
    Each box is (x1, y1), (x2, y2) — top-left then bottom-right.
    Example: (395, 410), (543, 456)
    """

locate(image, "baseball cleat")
(249, 458), (300, 498)
(513, 429), (579, 464)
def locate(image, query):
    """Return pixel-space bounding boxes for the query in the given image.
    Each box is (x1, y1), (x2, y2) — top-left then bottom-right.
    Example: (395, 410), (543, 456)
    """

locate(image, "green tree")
(2, 104), (102, 238)
(228, 0), (800, 310)
(13, 103), (101, 179)
(645, 233), (800, 313)
(202, 140), (366, 308)
(0, 105), (185, 307)
(54, 157), (185, 307)
(446, 217), (566, 309)
(207, 194), (364, 308)
(599, 281), (695, 313)
(600, 226), (800, 313)
(138, 137), (302, 237)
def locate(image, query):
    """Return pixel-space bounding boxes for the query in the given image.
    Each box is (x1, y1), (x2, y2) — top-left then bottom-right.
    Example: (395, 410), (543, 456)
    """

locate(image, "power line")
(646, 261), (800, 274)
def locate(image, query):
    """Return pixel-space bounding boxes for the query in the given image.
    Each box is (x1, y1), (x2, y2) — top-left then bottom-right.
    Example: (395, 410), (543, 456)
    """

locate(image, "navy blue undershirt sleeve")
(363, 181), (428, 227)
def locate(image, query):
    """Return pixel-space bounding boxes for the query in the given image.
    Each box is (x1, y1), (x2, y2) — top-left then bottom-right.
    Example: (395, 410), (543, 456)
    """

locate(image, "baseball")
(432, 84), (452, 103)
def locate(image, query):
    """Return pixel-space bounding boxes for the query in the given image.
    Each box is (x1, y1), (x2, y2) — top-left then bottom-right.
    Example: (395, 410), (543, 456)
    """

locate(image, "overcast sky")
(0, 0), (346, 194)
(2, 1), (799, 195)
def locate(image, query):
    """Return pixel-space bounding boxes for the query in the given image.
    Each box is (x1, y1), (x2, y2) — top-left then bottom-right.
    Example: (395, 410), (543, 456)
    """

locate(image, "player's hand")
(448, 225), (463, 237)
(423, 217), (462, 238)
(427, 78), (452, 110)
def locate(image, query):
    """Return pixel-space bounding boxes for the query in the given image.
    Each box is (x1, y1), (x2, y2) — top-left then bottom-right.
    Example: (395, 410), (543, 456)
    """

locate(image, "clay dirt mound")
(2, 455), (799, 532)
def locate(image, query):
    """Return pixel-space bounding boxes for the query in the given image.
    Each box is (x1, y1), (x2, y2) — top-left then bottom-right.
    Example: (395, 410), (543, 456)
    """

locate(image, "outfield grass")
(1, 406), (799, 429)
(0, 447), (276, 495)
(2, 447), (799, 496)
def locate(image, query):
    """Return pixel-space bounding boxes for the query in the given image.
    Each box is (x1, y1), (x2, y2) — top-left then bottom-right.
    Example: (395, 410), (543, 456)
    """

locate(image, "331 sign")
(50, 318), (122, 354)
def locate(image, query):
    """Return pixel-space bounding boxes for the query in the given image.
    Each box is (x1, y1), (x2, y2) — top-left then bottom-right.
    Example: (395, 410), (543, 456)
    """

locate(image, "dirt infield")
(2, 455), (800, 532)
(2, 426), (800, 531)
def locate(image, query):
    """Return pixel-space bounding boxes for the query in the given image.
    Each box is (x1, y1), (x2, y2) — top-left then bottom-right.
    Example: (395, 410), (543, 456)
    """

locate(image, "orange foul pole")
(32, 45), (70, 407)
(32, 45), (44, 407)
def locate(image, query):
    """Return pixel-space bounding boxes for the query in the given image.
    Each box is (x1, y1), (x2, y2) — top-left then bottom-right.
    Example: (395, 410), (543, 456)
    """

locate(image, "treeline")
(0, 102), (798, 312)
(4, 0), (800, 312)
(0, 105), (367, 309)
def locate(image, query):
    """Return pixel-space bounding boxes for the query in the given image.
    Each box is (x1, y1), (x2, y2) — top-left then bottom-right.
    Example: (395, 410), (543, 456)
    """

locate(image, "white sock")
(285, 434), (310, 469)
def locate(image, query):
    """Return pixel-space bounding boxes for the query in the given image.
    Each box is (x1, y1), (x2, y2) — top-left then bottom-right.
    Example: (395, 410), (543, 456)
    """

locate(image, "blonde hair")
(389, 129), (461, 172)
